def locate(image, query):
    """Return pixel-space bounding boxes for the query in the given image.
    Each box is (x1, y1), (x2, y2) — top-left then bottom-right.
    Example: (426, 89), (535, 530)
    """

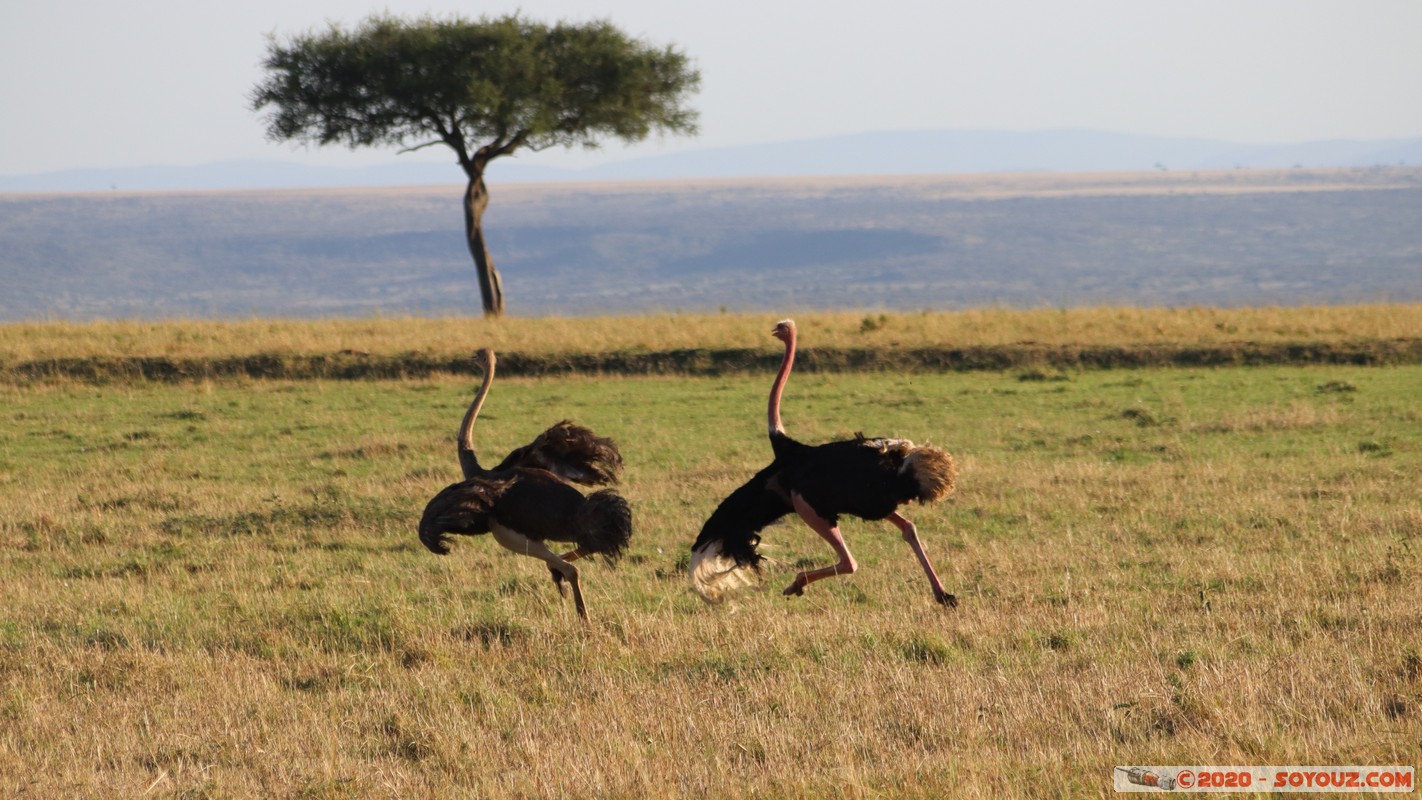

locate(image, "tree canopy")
(251, 14), (700, 314)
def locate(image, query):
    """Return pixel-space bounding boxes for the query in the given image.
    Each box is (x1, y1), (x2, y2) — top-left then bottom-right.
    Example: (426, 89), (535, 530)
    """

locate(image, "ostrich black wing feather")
(417, 476), (509, 555)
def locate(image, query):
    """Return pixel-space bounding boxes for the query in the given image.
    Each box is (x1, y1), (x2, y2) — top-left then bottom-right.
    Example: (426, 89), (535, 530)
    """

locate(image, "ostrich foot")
(783, 574), (807, 597)
(934, 589), (959, 608)
(550, 570), (569, 598)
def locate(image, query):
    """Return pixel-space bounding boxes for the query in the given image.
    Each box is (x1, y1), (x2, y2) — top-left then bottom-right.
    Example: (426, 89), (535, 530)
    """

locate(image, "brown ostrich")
(419, 349), (632, 620)
(689, 319), (959, 606)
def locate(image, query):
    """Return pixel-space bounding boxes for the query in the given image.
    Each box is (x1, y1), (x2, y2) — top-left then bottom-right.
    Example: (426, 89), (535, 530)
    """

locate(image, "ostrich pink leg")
(887, 512), (957, 608)
(491, 524), (587, 620)
(783, 491), (858, 596)
(549, 548), (585, 597)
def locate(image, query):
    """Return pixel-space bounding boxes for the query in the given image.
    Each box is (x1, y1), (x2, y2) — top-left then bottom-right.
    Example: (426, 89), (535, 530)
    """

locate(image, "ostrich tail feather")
(689, 540), (758, 604)
(575, 489), (633, 562)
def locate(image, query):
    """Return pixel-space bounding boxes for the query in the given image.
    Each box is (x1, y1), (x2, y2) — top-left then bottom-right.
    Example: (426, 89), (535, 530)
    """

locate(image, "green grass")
(1, 364), (1420, 797)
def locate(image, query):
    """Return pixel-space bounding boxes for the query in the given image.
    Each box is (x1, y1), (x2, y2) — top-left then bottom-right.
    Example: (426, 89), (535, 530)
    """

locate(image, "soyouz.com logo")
(1114, 766), (1414, 793)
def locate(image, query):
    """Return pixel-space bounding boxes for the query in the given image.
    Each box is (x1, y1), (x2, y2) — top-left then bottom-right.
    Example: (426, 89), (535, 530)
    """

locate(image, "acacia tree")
(252, 14), (700, 316)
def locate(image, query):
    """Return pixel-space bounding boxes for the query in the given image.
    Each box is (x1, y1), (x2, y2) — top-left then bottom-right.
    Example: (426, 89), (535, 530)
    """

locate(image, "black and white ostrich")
(419, 349), (632, 620)
(689, 319), (960, 606)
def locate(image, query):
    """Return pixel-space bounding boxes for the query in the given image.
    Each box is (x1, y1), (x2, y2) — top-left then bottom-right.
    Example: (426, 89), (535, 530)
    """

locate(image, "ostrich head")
(471, 347), (496, 373)
(772, 319), (796, 343)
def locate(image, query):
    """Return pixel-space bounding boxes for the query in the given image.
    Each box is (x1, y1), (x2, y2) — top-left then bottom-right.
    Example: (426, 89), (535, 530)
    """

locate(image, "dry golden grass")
(0, 334), (1419, 797)
(3, 303), (1420, 362)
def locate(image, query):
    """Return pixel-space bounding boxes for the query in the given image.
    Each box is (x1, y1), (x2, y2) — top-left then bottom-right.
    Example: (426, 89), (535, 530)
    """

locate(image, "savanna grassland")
(1, 307), (1420, 798)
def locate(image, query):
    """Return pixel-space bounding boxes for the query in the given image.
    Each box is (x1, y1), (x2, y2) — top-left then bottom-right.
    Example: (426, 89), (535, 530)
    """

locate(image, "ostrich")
(419, 348), (632, 620)
(689, 319), (959, 607)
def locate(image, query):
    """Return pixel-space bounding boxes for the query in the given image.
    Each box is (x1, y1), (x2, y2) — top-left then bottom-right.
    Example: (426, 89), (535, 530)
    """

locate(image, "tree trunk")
(462, 172), (505, 317)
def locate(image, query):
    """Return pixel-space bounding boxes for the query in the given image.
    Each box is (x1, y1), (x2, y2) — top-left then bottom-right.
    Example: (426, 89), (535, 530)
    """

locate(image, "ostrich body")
(419, 349), (632, 619)
(689, 319), (959, 606)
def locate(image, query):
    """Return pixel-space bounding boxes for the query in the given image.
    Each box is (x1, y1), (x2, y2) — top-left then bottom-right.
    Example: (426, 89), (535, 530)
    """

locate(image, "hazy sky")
(3, 0), (1420, 176)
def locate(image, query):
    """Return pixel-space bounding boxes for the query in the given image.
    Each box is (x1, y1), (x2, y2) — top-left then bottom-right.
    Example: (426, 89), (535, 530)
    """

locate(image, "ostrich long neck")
(457, 354), (496, 477)
(768, 328), (796, 437)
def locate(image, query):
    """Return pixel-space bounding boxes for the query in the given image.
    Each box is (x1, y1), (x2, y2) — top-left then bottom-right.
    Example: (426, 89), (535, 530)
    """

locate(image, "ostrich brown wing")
(417, 477), (509, 554)
(493, 421), (623, 486)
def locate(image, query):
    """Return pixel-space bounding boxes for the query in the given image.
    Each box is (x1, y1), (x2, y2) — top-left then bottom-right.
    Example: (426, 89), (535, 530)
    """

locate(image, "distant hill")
(2, 129), (1420, 193)
(3, 168), (1420, 321)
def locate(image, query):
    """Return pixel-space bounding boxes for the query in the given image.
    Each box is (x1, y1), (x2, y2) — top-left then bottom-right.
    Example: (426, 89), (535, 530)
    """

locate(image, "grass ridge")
(8, 337), (1422, 383)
